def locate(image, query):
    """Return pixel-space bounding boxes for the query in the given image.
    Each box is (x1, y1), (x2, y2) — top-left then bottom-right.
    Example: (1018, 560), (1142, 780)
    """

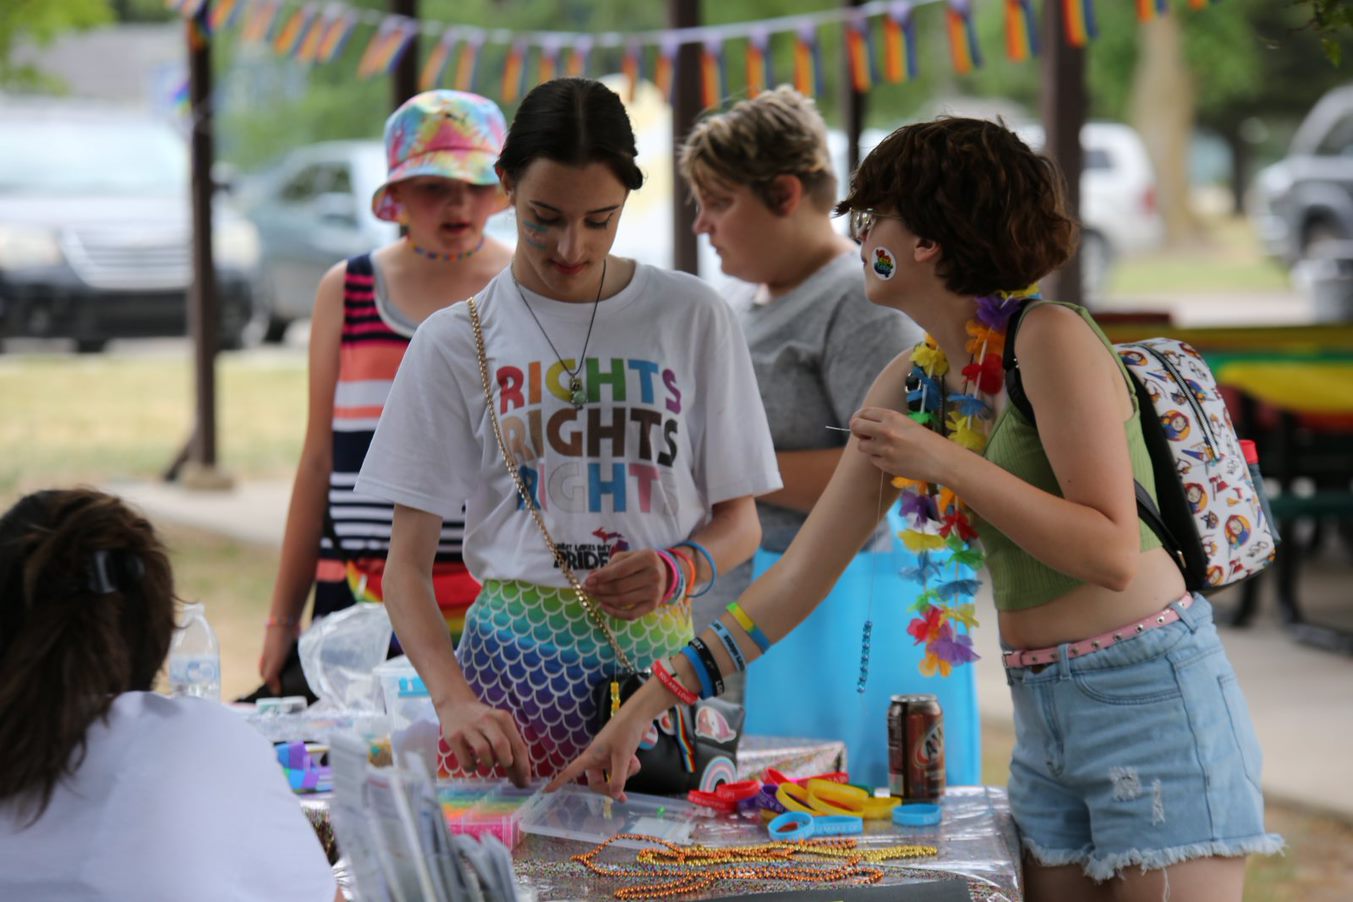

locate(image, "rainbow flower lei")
(893, 288), (1036, 677)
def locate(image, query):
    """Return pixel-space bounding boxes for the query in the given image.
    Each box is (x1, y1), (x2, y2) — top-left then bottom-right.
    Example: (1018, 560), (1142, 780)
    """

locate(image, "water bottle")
(168, 602), (221, 700)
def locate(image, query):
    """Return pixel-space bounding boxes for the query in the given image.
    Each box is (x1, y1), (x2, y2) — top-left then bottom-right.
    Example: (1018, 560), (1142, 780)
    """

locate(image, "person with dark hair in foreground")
(553, 117), (1282, 902)
(0, 489), (336, 901)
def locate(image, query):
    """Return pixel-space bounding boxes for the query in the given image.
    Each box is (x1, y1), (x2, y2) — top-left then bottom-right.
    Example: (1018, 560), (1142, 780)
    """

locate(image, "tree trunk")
(1222, 124), (1249, 218)
(1129, 14), (1203, 245)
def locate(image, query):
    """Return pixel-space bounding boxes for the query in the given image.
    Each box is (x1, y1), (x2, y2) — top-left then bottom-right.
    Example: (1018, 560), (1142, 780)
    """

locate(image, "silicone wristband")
(715, 780), (762, 802)
(767, 811), (813, 841)
(675, 540), (717, 597)
(725, 602), (770, 653)
(680, 645), (715, 700)
(775, 781), (818, 815)
(651, 657), (699, 706)
(689, 637), (725, 697)
(655, 549), (681, 604)
(709, 620), (748, 672)
(892, 802), (943, 827)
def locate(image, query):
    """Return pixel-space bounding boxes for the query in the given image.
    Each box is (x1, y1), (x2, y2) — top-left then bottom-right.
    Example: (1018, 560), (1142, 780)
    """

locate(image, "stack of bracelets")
(650, 536), (780, 703)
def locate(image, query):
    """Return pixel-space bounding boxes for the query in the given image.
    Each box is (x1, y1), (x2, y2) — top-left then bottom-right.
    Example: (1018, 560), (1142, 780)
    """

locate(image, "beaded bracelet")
(679, 645), (715, 699)
(689, 637), (725, 697)
(651, 657), (699, 706)
(710, 620), (749, 672)
(674, 540), (717, 597)
(726, 601), (770, 653)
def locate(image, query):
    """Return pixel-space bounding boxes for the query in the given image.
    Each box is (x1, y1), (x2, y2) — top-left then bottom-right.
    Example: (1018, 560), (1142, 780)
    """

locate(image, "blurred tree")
(0, 0), (112, 91)
(1296, 0), (1353, 64)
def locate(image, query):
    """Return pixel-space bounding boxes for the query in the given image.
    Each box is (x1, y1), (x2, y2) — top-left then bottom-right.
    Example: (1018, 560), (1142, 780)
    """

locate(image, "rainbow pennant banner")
(946, 0), (982, 75)
(272, 3), (315, 57)
(205, 0), (240, 34)
(700, 39), (724, 109)
(165, 0), (207, 16)
(745, 30), (772, 98)
(654, 38), (678, 102)
(1136, 0), (1170, 21)
(316, 7), (356, 63)
(1188, 0), (1220, 7)
(566, 37), (593, 78)
(845, 17), (874, 93)
(1062, 0), (1098, 48)
(1004, 0), (1038, 61)
(454, 36), (483, 92)
(793, 24), (822, 98)
(501, 40), (527, 102)
(241, 0), (281, 45)
(621, 42), (641, 100)
(420, 30), (457, 89)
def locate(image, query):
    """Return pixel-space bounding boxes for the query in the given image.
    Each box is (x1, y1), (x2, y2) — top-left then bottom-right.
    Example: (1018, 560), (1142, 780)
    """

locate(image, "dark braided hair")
(0, 489), (176, 823)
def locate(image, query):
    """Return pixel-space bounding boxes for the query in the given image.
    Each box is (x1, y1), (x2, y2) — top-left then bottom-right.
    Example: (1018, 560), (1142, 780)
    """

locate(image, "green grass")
(1107, 214), (1295, 296)
(0, 351), (306, 498)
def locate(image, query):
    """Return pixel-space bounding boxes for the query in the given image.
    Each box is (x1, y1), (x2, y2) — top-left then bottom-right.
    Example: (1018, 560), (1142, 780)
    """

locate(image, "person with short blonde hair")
(676, 87), (926, 787)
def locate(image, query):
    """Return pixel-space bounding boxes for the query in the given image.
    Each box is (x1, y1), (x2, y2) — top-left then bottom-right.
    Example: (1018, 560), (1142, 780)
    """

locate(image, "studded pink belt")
(1002, 593), (1194, 670)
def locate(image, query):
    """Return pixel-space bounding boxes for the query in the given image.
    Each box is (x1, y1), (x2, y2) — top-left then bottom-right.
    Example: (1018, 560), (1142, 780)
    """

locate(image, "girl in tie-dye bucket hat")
(254, 91), (513, 703)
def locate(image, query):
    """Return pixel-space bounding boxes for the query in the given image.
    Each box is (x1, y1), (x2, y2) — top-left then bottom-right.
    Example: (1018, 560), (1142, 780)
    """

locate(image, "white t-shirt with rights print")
(357, 262), (781, 587)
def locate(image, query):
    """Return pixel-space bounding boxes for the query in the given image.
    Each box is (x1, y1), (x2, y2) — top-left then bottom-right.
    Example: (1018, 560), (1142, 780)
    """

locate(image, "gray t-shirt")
(693, 250), (922, 631)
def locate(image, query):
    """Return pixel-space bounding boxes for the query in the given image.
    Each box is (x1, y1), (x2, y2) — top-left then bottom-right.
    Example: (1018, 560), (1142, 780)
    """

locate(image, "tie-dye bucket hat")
(370, 90), (508, 222)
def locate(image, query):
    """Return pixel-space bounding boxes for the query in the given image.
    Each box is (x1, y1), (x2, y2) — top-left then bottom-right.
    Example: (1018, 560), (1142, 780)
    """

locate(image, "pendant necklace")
(515, 259), (606, 410)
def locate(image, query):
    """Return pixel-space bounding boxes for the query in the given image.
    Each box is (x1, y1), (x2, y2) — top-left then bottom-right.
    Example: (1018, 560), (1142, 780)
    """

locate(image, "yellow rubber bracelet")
(806, 779), (899, 820)
(775, 782), (820, 815)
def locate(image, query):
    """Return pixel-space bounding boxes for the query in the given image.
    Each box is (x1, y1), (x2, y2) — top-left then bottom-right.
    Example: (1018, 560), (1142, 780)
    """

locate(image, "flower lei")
(893, 288), (1036, 677)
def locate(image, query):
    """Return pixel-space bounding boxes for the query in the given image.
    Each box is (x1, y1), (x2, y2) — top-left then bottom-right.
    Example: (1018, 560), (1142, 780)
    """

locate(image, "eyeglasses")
(847, 208), (906, 243)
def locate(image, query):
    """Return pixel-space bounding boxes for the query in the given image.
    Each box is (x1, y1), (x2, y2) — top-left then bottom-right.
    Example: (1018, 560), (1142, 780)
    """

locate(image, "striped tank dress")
(313, 254), (479, 638)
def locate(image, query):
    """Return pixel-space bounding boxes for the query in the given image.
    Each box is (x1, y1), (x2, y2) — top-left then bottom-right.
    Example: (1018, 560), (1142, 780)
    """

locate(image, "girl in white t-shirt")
(357, 78), (779, 784)
(0, 489), (336, 902)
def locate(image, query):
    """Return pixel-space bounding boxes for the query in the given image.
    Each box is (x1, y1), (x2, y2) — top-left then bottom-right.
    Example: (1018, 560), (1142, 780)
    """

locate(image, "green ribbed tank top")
(980, 300), (1160, 612)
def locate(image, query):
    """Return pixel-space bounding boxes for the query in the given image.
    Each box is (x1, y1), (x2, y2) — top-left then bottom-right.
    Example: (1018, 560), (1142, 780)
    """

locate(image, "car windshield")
(0, 117), (188, 196)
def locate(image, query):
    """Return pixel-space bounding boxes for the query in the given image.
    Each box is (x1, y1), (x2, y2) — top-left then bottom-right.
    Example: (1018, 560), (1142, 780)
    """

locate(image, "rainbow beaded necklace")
(875, 288), (1035, 679)
(407, 234), (484, 262)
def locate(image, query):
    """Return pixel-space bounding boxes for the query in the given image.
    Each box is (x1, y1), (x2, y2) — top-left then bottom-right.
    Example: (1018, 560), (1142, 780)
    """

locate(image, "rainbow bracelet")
(726, 601), (770, 653)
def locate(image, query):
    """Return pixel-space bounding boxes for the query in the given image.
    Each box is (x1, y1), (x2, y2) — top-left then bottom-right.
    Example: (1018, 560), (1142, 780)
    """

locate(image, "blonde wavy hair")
(679, 86), (837, 213)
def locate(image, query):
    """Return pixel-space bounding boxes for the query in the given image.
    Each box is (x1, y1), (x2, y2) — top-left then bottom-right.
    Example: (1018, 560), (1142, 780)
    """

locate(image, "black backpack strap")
(999, 300), (1192, 584)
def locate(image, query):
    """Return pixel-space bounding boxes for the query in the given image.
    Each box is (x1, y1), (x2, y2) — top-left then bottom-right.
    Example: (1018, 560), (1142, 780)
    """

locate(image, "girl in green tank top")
(557, 116), (1279, 901)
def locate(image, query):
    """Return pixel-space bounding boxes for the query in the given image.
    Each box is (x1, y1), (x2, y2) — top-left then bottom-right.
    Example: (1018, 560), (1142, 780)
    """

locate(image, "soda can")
(887, 694), (945, 801)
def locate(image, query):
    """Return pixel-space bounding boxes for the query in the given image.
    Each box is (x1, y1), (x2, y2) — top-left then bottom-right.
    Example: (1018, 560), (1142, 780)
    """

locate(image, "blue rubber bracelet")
(710, 620), (748, 672)
(680, 645), (714, 700)
(767, 811), (813, 841)
(892, 802), (942, 827)
(676, 540), (717, 598)
(811, 815), (863, 837)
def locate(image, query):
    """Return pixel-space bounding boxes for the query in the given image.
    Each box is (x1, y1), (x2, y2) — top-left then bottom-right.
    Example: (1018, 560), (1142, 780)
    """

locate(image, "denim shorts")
(1005, 595), (1284, 881)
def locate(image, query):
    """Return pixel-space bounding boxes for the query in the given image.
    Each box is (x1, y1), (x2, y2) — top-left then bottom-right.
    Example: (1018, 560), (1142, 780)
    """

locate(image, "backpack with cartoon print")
(1003, 302), (1277, 593)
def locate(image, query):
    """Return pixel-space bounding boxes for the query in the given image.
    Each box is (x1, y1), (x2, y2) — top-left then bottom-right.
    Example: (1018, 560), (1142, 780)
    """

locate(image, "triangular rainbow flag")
(845, 18), (873, 93)
(539, 43), (560, 84)
(700, 39), (723, 109)
(745, 30), (772, 98)
(454, 36), (482, 92)
(205, 0), (240, 34)
(272, 3), (315, 58)
(294, 8), (331, 63)
(793, 25), (821, 98)
(241, 0), (281, 45)
(1136, 0), (1170, 21)
(622, 42), (641, 101)
(566, 37), (593, 78)
(501, 41), (527, 103)
(317, 8), (357, 63)
(654, 39), (677, 102)
(1062, 0), (1098, 48)
(420, 30), (457, 90)
(357, 16), (416, 79)
(946, 0), (982, 75)
(1005, 0), (1038, 61)
(881, 3), (918, 83)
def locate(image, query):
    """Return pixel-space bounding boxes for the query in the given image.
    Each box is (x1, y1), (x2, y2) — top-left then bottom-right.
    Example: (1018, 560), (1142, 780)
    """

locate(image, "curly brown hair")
(0, 489), (176, 823)
(836, 117), (1079, 296)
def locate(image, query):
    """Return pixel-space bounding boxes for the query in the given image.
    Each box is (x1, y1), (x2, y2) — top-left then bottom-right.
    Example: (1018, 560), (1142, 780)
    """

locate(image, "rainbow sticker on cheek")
(871, 247), (896, 280)
(521, 218), (549, 251)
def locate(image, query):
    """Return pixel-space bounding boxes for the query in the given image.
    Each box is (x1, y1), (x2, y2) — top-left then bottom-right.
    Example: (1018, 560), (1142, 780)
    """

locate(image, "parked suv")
(1250, 84), (1353, 263)
(0, 98), (263, 352)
